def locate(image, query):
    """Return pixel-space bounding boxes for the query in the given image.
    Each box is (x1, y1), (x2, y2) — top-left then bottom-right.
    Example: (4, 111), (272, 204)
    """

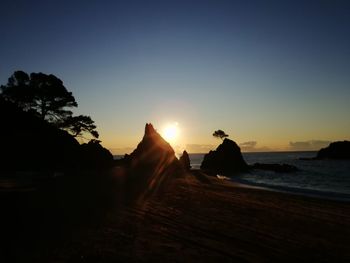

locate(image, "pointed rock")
(179, 150), (191, 170)
(123, 123), (180, 200)
(128, 123), (177, 167)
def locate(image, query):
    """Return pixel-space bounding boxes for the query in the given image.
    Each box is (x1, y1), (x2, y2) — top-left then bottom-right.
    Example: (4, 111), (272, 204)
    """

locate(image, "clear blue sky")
(1, 0), (350, 153)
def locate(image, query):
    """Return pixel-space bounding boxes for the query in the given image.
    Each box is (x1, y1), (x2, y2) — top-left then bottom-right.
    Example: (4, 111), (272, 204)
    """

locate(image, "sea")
(190, 152), (350, 200)
(114, 152), (350, 201)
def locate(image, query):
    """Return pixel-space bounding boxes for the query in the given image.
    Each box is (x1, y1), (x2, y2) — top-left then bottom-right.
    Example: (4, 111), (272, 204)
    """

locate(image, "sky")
(1, 0), (350, 154)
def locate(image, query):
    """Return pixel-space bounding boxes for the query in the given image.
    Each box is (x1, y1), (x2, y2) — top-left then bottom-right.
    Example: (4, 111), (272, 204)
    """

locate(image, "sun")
(162, 123), (179, 143)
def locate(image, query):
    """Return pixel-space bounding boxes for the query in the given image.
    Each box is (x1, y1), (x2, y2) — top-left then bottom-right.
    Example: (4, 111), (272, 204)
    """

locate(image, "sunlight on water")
(189, 152), (350, 195)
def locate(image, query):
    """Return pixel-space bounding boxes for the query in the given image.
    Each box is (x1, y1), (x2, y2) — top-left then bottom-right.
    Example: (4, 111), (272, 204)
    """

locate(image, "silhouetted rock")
(179, 150), (191, 170)
(80, 140), (114, 169)
(128, 123), (178, 169)
(123, 123), (180, 199)
(251, 163), (298, 173)
(200, 138), (248, 176)
(316, 141), (350, 159)
(0, 98), (81, 172)
(0, 98), (114, 173)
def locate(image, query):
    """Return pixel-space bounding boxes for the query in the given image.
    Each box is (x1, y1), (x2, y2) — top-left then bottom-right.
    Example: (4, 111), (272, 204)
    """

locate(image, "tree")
(213, 130), (229, 140)
(1, 71), (77, 123)
(1, 70), (99, 141)
(61, 115), (99, 139)
(0, 71), (33, 110)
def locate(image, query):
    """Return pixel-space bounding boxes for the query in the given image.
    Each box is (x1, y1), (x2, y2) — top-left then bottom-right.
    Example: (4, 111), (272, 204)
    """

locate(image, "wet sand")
(1, 169), (350, 262)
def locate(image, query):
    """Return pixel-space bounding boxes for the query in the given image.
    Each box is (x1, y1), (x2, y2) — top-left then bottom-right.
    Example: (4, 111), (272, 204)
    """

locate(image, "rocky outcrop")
(200, 138), (249, 176)
(179, 150), (191, 170)
(0, 98), (114, 173)
(0, 98), (81, 172)
(316, 141), (350, 159)
(80, 140), (114, 169)
(122, 123), (180, 200)
(128, 123), (178, 169)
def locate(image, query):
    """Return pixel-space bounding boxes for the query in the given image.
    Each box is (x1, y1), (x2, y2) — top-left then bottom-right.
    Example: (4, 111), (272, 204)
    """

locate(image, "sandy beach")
(1, 169), (349, 262)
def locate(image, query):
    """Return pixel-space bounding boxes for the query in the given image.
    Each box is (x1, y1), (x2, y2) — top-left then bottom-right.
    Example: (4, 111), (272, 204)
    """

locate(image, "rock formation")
(0, 98), (114, 173)
(80, 140), (114, 169)
(128, 123), (178, 169)
(316, 141), (350, 159)
(123, 123), (180, 198)
(179, 150), (191, 170)
(200, 138), (249, 176)
(0, 98), (81, 172)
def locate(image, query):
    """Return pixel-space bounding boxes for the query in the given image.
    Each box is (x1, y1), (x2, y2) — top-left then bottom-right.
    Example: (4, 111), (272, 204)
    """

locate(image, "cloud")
(239, 141), (257, 151)
(239, 141), (271, 152)
(185, 144), (216, 153)
(289, 140), (331, 151)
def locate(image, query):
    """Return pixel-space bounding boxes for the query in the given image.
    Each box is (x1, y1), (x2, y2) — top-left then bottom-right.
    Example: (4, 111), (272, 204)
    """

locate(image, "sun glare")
(162, 123), (179, 143)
